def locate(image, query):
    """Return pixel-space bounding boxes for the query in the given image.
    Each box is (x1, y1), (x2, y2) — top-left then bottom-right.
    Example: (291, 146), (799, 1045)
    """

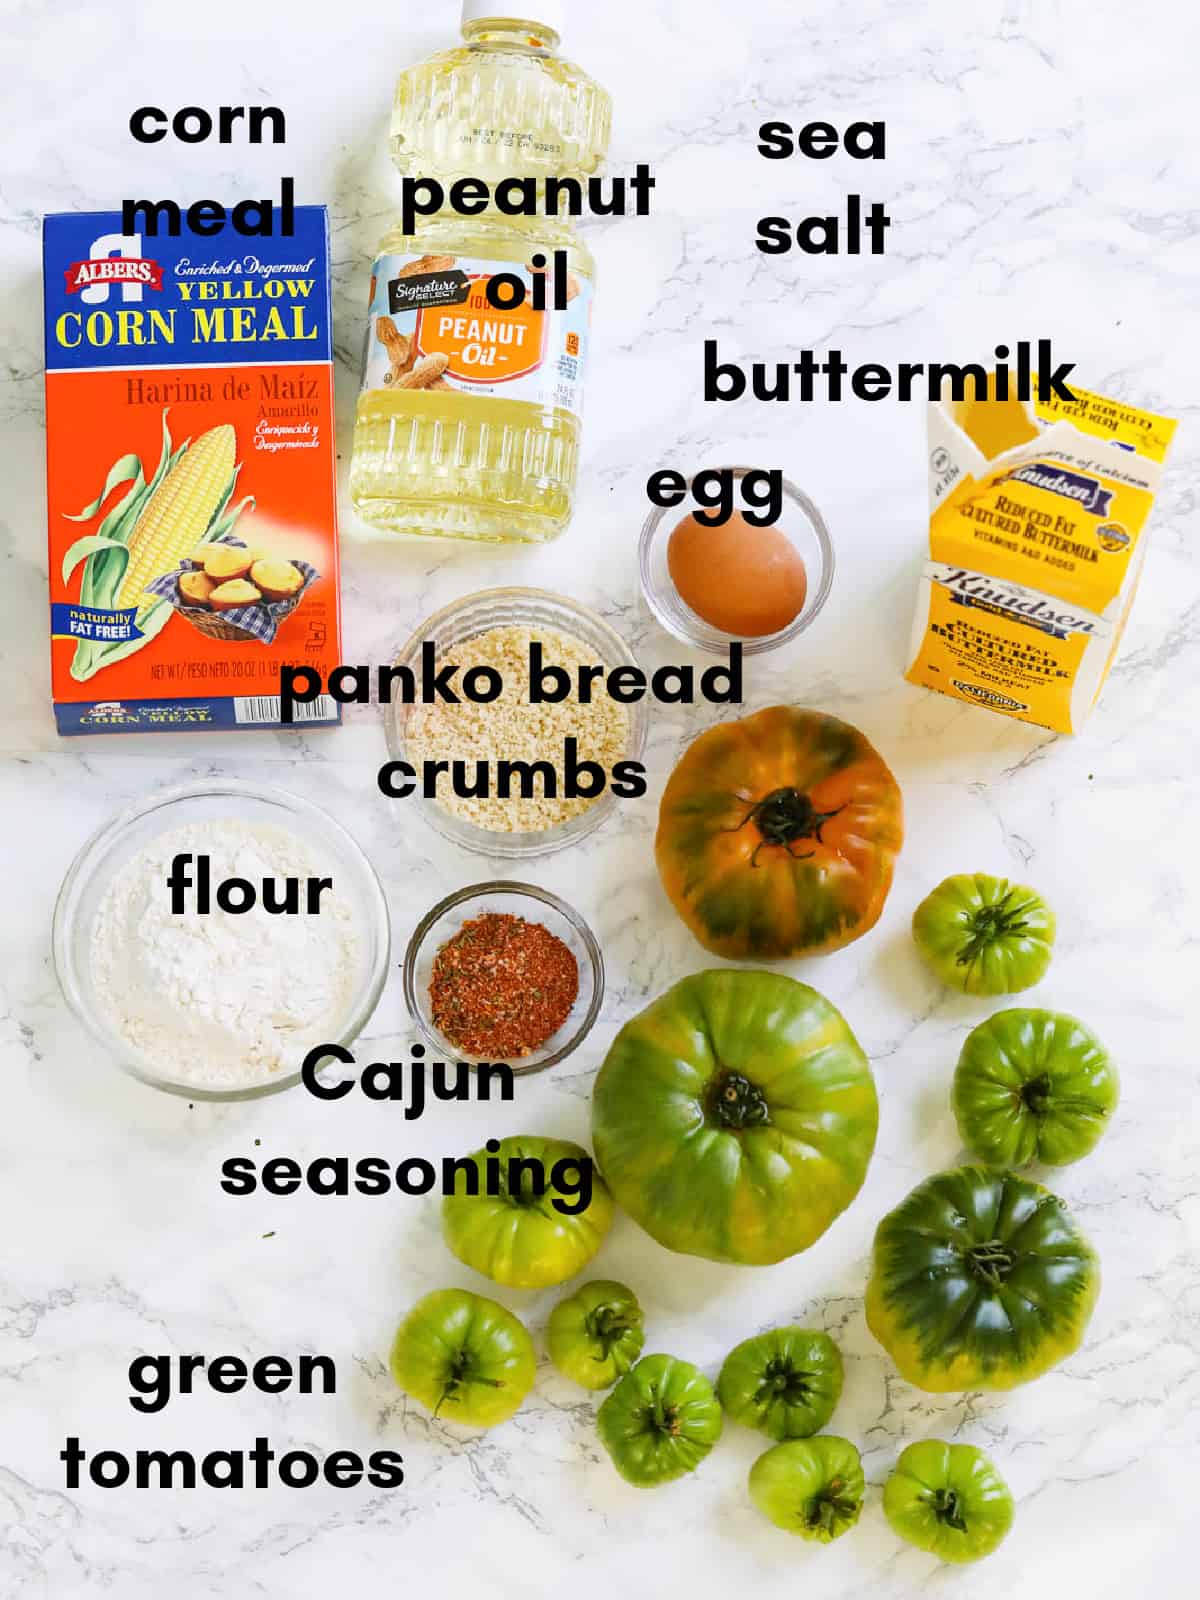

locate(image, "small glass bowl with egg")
(638, 467), (834, 656)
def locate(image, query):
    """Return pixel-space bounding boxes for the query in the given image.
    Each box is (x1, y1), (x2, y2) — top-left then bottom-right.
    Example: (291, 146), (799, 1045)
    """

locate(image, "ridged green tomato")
(591, 970), (878, 1265)
(883, 1440), (1014, 1564)
(388, 1288), (535, 1428)
(749, 1437), (865, 1542)
(717, 1328), (843, 1440)
(442, 1135), (613, 1290)
(954, 1008), (1119, 1167)
(547, 1280), (645, 1391)
(597, 1354), (722, 1487)
(913, 873), (1055, 995)
(866, 1166), (1099, 1391)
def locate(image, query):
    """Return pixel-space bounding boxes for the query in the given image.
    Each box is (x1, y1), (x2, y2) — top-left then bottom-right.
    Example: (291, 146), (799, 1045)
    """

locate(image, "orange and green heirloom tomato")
(655, 706), (903, 961)
(866, 1166), (1099, 1392)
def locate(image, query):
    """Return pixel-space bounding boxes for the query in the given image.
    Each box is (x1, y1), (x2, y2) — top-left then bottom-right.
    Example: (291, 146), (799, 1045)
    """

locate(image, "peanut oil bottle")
(349, 2), (611, 543)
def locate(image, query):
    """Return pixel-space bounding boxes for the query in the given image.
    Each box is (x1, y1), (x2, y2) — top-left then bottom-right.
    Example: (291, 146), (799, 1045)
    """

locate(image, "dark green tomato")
(596, 1354), (722, 1487)
(866, 1166), (1099, 1391)
(749, 1436), (865, 1543)
(591, 970), (878, 1265)
(954, 1009), (1119, 1167)
(913, 873), (1055, 995)
(388, 1288), (536, 1429)
(717, 1328), (843, 1440)
(442, 1135), (614, 1290)
(547, 1280), (645, 1391)
(884, 1440), (1014, 1564)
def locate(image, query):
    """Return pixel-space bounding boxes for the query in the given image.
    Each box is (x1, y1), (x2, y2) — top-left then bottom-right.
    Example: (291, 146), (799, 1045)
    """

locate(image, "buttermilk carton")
(907, 378), (1176, 734)
(42, 208), (341, 735)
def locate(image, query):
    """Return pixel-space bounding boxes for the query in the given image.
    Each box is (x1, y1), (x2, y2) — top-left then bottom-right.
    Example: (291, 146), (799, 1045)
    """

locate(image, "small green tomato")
(883, 1440), (1015, 1563)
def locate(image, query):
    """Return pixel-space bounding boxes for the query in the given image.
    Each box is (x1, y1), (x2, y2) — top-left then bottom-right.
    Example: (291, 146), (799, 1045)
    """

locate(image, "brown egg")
(667, 511), (808, 637)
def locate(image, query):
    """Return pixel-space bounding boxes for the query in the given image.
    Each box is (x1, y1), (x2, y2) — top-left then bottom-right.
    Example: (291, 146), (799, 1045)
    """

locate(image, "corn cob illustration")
(113, 424), (236, 609)
(61, 412), (251, 681)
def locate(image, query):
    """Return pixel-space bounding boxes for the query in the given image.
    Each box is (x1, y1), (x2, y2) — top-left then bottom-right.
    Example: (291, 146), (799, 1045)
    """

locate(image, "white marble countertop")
(3, 0), (1197, 1594)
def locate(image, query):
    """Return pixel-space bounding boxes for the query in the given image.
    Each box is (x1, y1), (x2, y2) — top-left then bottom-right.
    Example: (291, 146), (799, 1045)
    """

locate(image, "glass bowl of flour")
(52, 780), (391, 1100)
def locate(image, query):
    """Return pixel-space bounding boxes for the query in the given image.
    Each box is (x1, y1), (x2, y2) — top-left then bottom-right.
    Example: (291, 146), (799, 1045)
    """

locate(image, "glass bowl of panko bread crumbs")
(386, 588), (648, 859)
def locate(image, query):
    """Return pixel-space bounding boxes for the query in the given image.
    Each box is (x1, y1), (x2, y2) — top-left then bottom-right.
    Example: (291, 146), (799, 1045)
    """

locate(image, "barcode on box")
(234, 695), (338, 725)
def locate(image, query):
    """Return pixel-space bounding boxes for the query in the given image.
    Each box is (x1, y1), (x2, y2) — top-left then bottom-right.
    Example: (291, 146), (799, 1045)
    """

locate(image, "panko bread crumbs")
(43, 208), (341, 734)
(907, 378), (1177, 734)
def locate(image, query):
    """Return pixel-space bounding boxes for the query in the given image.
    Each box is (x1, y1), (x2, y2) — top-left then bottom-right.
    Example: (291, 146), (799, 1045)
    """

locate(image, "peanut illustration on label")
(396, 254), (457, 279)
(376, 315), (415, 385)
(395, 353), (452, 390)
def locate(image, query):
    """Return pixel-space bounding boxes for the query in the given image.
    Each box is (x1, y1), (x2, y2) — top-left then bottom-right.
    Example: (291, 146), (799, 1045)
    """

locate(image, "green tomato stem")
(708, 1070), (771, 1130)
(755, 1357), (814, 1406)
(957, 894), (1031, 967)
(964, 1238), (1016, 1288)
(640, 1384), (681, 1437)
(807, 1477), (858, 1534)
(1019, 1073), (1053, 1114)
(721, 787), (844, 869)
(439, 1351), (502, 1413)
(930, 1487), (967, 1531)
(585, 1304), (635, 1357)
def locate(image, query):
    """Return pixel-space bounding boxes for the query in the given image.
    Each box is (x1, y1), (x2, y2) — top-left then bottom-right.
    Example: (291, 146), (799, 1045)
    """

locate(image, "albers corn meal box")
(43, 208), (341, 735)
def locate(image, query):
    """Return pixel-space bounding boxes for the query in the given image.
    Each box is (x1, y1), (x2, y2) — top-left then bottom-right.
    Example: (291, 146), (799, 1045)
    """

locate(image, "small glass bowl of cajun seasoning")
(403, 881), (605, 1075)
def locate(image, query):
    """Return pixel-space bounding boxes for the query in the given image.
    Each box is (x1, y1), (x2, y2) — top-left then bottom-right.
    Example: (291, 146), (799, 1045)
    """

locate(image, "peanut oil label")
(359, 250), (591, 418)
(417, 283), (548, 384)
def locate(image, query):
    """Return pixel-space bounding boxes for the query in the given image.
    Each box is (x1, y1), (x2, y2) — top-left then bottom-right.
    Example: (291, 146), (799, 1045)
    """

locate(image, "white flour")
(90, 819), (361, 1088)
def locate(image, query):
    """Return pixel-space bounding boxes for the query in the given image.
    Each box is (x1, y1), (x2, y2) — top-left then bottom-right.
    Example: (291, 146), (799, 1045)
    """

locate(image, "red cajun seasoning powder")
(430, 912), (580, 1059)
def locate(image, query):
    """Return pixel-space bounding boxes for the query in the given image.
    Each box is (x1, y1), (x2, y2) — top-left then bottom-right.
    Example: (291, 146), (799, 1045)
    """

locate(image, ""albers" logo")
(64, 257), (163, 294)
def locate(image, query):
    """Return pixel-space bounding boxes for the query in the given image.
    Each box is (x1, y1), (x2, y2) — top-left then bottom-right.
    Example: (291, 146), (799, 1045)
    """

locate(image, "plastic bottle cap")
(461, 0), (565, 36)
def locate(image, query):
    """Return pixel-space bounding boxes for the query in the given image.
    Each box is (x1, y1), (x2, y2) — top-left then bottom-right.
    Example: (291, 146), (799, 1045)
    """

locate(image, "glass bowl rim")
(51, 777), (392, 1103)
(402, 877), (605, 1075)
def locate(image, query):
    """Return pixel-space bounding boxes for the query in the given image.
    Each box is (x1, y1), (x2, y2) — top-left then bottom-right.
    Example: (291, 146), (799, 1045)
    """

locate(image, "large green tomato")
(547, 1280), (645, 1391)
(597, 1354), (722, 1487)
(389, 1288), (535, 1428)
(954, 1008), (1119, 1167)
(883, 1440), (1014, 1564)
(591, 970), (878, 1265)
(442, 1135), (614, 1290)
(866, 1166), (1099, 1391)
(912, 873), (1055, 995)
(717, 1328), (843, 1440)
(749, 1437), (865, 1542)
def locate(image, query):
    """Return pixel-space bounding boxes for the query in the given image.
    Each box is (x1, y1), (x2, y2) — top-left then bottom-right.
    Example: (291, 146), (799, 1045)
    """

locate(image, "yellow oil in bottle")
(349, 6), (610, 543)
(389, 8), (611, 186)
(350, 215), (593, 542)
